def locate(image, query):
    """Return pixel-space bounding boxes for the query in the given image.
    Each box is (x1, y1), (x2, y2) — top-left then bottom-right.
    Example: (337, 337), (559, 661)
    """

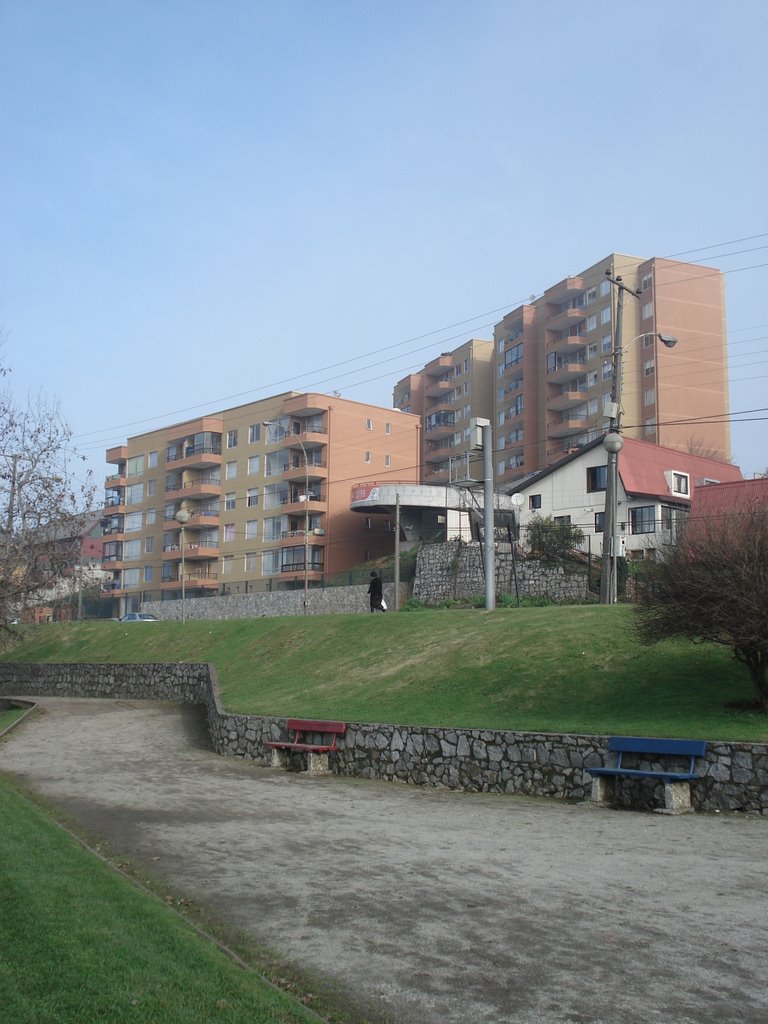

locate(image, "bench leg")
(306, 751), (330, 775)
(662, 781), (693, 813)
(591, 775), (616, 805)
(270, 748), (291, 769)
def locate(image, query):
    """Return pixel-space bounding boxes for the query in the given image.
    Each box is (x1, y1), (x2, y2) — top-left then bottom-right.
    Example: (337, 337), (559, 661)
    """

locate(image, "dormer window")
(672, 472), (690, 496)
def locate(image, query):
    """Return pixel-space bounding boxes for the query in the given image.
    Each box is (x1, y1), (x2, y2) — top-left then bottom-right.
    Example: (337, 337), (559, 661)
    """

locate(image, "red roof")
(618, 437), (743, 502)
(689, 476), (768, 518)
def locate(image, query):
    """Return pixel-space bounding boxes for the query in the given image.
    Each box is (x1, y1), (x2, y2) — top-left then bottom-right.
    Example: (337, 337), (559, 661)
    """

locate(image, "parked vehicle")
(120, 613), (158, 622)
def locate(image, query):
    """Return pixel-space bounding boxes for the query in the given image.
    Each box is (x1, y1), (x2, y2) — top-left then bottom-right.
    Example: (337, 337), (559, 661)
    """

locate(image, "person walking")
(367, 571), (385, 612)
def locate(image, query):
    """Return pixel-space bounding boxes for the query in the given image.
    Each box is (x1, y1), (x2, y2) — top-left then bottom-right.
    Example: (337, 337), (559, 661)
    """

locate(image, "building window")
(630, 506), (656, 534)
(497, 459), (506, 476)
(249, 424), (260, 443)
(642, 301), (653, 320)
(122, 568), (140, 588)
(126, 455), (145, 477)
(644, 360), (655, 377)
(245, 520), (258, 540)
(224, 523), (235, 542)
(365, 451), (372, 463)
(586, 314), (597, 332)
(247, 487), (259, 507)
(600, 306), (611, 325)
(586, 287), (597, 304)
(225, 492), (236, 511)
(145, 536), (154, 554)
(672, 472), (690, 495)
(602, 361), (613, 381)
(126, 483), (143, 505)
(227, 430), (238, 448)
(529, 494), (542, 510)
(148, 451), (158, 469)
(641, 274), (652, 292)
(366, 418), (373, 430)
(599, 279), (611, 297)
(263, 550), (280, 575)
(385, 454), (391, 467)
(594, 511), (605, 533)
(554, 515), (572, 526)
(365, 517), (372, 530)
(385, 422), (391, 434)
(586, 466), (607, 492)
(147, 479), (157, 496)
(244, 552), (258, 572)
(123, 539), (141, 561)
(225, 461), (237, 480)
(644, 388), (656, 405)
(221, 555), (233, 576)
(125, 511), (142, 532)
(146, 508), (156, 525)
(248, 455), (260, 475)
(602, 334), (612, 353)
(643, 333), (654, 347)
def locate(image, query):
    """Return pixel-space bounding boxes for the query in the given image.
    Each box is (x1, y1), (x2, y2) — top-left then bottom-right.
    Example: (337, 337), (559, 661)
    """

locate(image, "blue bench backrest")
(608, 737), (707, 757)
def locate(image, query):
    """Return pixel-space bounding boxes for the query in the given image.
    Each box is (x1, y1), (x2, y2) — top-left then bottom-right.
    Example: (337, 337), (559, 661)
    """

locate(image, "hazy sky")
(2, 0), (767, 489)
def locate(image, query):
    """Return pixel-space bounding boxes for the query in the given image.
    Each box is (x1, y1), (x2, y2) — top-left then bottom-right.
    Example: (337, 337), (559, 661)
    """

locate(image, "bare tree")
(1, 366), (95, 625)
(636, 509), (768, 711)
(684, 436), (731, 462)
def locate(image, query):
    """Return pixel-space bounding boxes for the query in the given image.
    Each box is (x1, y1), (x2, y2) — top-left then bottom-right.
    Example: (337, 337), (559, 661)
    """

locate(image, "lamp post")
(175, 507), (191, 623)
(264, 420), (310, 615)
(599, 326), (678, 604)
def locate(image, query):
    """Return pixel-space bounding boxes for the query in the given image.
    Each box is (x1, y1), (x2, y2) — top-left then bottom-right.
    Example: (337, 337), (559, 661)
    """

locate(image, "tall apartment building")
(393, 338), (494, 484)
(102, 393), (420, 616)
(396, 254), (730, 489)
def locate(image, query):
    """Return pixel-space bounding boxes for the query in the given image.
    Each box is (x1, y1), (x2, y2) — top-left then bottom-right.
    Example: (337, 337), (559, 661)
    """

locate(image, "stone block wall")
(1, 662), (766, 814)
(413, 541), (590, 604)
(141, 583), (400, 621)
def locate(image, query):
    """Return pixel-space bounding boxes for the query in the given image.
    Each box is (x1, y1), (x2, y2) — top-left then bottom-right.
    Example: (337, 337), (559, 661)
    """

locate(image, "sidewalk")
(2, 697), (767, 1024)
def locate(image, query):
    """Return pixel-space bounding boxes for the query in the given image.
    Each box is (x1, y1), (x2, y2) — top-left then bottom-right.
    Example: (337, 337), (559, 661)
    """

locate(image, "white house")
(507, 437), (743, 560)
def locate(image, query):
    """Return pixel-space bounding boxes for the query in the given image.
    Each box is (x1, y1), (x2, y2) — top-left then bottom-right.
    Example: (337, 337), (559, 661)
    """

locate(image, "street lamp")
(175, 507), (191, 623)
(264, 420), (310, 615)
(599, 330), (678, 604)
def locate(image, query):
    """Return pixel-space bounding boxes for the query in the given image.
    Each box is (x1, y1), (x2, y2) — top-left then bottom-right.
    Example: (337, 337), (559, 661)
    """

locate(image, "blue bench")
(585, 736), (708, 812)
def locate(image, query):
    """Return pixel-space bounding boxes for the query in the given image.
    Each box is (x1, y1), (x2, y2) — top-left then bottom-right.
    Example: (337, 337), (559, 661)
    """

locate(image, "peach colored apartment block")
(102, 393), (420, 615)
(397, 254), (730, 489)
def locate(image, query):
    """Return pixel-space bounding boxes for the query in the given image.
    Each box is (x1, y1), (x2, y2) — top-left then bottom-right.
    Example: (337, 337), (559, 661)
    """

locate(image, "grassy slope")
(2, 607), (765, 740)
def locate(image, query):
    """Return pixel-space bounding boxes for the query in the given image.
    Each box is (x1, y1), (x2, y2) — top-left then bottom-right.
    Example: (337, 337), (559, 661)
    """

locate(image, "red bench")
(265, 718), (346, 774)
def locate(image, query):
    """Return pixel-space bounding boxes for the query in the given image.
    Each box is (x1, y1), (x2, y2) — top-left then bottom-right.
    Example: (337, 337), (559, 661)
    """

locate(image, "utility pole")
(394, 493), (400, 611)
(472, 418), (496, 611)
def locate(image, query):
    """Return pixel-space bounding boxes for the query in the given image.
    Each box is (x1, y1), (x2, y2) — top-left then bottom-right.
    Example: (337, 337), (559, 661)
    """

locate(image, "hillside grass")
(2, 607), (766, 741)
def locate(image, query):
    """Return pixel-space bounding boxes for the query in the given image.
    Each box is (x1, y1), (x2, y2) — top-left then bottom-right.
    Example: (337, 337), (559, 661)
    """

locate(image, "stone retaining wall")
(1, 663), (765, 814)
(414, 541), (590, 604)
(141, 583), (401, 621)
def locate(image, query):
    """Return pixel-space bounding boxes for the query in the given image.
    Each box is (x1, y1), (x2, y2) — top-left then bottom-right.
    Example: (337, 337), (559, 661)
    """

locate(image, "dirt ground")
(2, 697), (768, 1024)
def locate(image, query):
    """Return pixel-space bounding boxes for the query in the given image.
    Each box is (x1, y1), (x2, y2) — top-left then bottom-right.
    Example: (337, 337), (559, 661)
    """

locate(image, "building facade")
(396, 254), (731, 489)
(393, 338), (494, 485)
(102, 393), (420, 616)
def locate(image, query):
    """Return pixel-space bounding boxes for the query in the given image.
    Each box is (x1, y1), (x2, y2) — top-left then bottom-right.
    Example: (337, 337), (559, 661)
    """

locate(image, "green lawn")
(2, 607), (766, 741)
(0, 777), (329, 1024)
(0, 706), (28, 732)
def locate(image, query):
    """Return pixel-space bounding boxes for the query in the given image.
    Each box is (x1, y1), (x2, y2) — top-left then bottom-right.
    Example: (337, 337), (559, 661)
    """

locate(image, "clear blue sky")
(2, 0), (767, 488)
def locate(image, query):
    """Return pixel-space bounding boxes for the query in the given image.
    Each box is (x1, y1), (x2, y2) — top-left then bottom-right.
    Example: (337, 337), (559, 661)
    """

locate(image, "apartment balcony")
(424, 377), (455, 399)
(545, 306), (586, 330)
(547, 389), (588, 412)
(164, 508), (221, 529)
(105, 471), (126, 488)
(161, 571), (219, 591)
(100, 557), (125, 571)
(424, 466), (450, 483)
(547, 358), (586, 384)
(167, 445), (223, 471)
(283, 492), (325, 514)
(546, 417), (588, 439)
(546, 332), (587, 353)
(424, 354), (454, 377)
(280, 559), (325, 575)
(280, 529), (327, 549)
(545, 276), (585, 305)
(425, 442), (456, 463)
(104, 495), (126, 514)
(165, 478), (222, 499)
(106, 445), (128, 466)
(281, 460), (328, 484)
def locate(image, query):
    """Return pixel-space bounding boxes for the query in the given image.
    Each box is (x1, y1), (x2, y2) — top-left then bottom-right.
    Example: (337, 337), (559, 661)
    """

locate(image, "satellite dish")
(510, 493), (525, 508)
